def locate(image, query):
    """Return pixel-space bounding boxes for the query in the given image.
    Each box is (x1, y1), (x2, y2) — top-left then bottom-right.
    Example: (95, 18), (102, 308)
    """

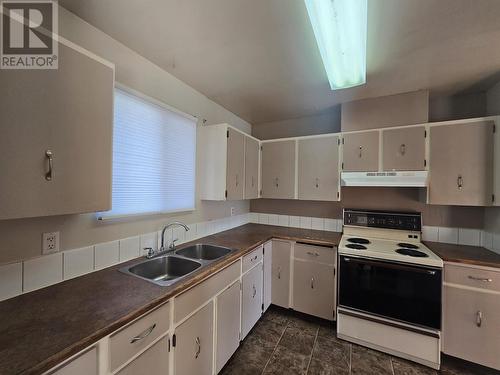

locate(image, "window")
(99, 87), (196, 219)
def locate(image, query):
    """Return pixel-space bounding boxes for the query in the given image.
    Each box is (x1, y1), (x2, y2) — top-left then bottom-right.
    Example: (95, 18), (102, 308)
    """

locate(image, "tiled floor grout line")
(390, 357), (395, 375)
(304, 327), (319, 374)
(349, 343), (352, 374)
(260, 319), (290, 374)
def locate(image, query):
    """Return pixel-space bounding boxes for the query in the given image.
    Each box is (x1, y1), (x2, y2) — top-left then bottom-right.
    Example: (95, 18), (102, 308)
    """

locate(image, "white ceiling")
(59, 0), (500, 125)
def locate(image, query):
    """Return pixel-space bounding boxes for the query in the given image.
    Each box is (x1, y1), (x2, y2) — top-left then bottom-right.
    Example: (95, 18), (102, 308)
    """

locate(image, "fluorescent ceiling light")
(304, 0), (367, 90)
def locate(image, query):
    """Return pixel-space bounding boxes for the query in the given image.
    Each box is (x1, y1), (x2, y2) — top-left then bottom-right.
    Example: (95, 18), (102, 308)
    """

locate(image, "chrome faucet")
(160, 221), (190, 252)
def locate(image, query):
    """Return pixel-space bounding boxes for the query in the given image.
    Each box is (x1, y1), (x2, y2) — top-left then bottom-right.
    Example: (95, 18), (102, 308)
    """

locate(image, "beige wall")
(250, 188), (485, 229)
(0, 7), (252, 264)
(487, 81), (500, 115)
(340, 90), (429, 132)
(429, 92), (487, 122)
(252, 106), (341, 140)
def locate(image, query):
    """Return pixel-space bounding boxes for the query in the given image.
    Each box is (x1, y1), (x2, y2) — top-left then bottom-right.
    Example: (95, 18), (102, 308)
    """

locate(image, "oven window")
(338, 256), (441, 330)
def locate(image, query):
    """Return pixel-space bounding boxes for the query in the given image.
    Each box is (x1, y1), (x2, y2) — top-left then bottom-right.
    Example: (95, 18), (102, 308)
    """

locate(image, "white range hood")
(341, 171), (428, 187)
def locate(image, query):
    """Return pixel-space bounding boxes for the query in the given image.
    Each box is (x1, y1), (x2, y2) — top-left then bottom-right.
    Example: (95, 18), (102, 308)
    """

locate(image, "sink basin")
(175, 244), (233, 261)
(121, 256), (201, 286)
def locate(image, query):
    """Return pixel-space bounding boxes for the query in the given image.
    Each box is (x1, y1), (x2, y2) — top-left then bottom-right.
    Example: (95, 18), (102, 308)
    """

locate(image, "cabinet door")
(292, 260), (335, 320)
(117, 338), (169, 375)
(226, 128), (245, 200)
(216, 281), (241, 374)
(271, 240), (291, 308)
(263, 242), (272, 312)
(241, 264), (263, 339)
(298, 136), (340, 201)
(174, 301), (214, 375)
(342, 131), (379, 172)
(493, 118), (500, 206)
(382, 126), (426, 171)
(51, 347), (97, 375)
(245, 136), (260, 199)
(429, 121), (494, 206)
(443, 286), (500, 369)
(261, 141), (296, 199)
(0, 41), (113, 220)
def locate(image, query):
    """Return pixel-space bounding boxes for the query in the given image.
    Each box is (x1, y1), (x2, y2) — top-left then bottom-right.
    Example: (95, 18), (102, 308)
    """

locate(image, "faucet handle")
(144, 247), (156, 258)
(169, 238), (179, 250)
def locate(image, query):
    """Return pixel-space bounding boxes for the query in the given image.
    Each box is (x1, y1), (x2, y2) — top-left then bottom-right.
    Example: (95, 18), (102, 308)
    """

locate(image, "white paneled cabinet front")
(174, 301), (214, 375)
(0, 39), (114, 220)
(263, 241), (272, 312)
(241, 262), (263, 339)
(261, 140), (296, 199)
(494, 117), (500, 206)
(298, 136), (340, 201)
(244, 136), (260, 199)
(215, 281), (241, 373)
(51, 347), (97, 375)
(271, 240), (291, 308)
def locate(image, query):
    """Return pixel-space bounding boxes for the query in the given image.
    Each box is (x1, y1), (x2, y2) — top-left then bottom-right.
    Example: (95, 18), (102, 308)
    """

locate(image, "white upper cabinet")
(342, 131), (380, 172)
(494, 117), (500, 206)
(428, 120), (494, 206)
(382, 126), (426, 171)
(199, 123), (260, 201)
(298, 135), (340, 201)
(261, 140), (296, 199)
(0, 39), (114, 220)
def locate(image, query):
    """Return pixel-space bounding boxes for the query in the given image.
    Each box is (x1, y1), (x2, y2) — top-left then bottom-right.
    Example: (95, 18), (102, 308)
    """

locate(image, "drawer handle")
(251, 255), (258, 262)
(130, 323), (156, 344)
(252, 284), (256, 298)
(457, 175), (463, 190)
(476, 311), (483, 327)
(195, 336), (201, 358)
(399, 143), (406, 156)
(311, 277), (315, 289)
(275, 177), (279, 188)
(468, 276), (492, 283)
(358, 146), (363, 158)
(277, 266), (281, 280)
(306, 251), (319, 257)
(45, 150), (53, 181)
(315, 177), (319, 188)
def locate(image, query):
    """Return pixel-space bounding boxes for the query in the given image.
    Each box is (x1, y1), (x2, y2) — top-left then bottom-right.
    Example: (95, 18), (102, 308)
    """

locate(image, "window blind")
(99, 88), (196, 219)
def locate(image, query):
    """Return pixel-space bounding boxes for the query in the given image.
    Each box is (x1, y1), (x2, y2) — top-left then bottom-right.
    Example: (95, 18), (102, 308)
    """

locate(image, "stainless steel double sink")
(119, 244), (235, 286)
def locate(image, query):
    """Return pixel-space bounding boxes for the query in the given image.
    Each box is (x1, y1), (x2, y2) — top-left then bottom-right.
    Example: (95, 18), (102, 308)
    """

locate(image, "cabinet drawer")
(109, 302), (170, 372)
(242, 246), (263, 273)
(294, 243), (335, 265)
(444, 263), (500, 292)
(174, 260), (240, 323)
(443, 285), (500, 369)
(117, 337), (169, 375)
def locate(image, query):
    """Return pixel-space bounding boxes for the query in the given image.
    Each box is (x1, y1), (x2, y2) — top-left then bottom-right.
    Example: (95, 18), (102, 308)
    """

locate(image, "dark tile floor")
(221, 306), (499, 375)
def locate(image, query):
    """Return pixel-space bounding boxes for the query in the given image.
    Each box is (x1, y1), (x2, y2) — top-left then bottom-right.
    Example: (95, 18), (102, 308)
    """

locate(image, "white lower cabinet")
(117, 338), (169, 375)
(241, 263), (263, 339)
(263, 241), (272, 312)
(216, 281), (241, 373)
(271, 240), (291, 308)
(50, 347), (97, 375)
(174, 302), (214, 375)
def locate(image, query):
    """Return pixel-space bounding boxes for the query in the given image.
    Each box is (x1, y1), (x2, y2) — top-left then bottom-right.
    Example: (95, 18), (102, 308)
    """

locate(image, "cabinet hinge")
(261, 303), (264, 311)
(341, 162), (344, 170)
(424, 159), (427, 167)
(493, 124), (496, 133)
(260, 145), (263, 151)
(337, 138), (340, 146)
(225, 190), (228, 198)
(172, 334), (177, 347)
(337, 191), (340, 199)
(260, 189), (262, 196)
(342, 138), (345, 144)
(168, 338), (171, 352)
(424, 130), (427, 138)
(493, 194), (496, 203)
(227, 130), (229, 138)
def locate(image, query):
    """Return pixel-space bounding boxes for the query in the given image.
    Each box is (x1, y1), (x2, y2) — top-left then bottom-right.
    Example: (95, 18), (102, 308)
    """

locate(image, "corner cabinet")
(0, 39), (114, 220)
(199, 123), (260, 201)
(341, 131), (380, 172)
(261, 140), (296, 199)
(298, 136), (340, 201)
(428, 120), (494, 206)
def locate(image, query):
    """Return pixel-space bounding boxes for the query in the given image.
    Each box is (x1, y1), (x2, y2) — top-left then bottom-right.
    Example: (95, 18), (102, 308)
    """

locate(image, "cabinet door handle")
(476, 311), (483, 327)
(195, 336), (201, 358)
(311, 277), (315, 289)
(236, 174), (239, 187)
(306, 251), (319, 257)
(457, 175), (463, 190)
(277, 266), (281, 279)
(130, 323), (156, 344)
(358, 146), (363, 158)
(399, 143), (406, 156)
(251, 176), (255, 187)
(315, 177), (319, 188)
(252, 284), (256, 298)
(274, 177), (279, 188)
(45, 150), (53, 181)
(468, 275), (492, 282)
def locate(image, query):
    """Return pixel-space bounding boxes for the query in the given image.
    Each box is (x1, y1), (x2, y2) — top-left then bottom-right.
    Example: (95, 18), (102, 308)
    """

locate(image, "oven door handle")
(342, 257), (438, 275)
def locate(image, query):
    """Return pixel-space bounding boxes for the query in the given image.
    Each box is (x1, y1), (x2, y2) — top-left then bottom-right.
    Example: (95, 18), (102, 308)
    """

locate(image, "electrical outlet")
(230, 207), (235, 216)
(42, 231), (60, 255)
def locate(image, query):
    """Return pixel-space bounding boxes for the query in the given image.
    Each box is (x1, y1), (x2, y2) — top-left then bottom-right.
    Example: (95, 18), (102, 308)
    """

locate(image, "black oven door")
(338, 255), (442, 330)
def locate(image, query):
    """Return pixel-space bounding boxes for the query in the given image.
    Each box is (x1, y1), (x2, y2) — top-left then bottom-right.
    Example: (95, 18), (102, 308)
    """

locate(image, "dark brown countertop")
(425, 241), (500, 269)
(0, 223), (341, 375)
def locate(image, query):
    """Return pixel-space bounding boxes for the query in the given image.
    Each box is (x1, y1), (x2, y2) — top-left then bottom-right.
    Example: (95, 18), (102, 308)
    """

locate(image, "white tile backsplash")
(94, 240), (119, 270)
(480, 231), (493, 250)
(324, 219), (336, 232)
(119, 236), (140, 262)
(311, 217), (324, 231)
(437, 227), (458, 244)
(422, 226), (439, 242)
(23, 253), (63, 293)
(64, 246), (94, 280)
(458, 228), (481, 246)
(249, 212), (259, 223)
(258, 213), (269, 225)
(299, 216), (312, 229)
(278, 215), (289, 227)
(289, 216), (301, 228)
(0, 262), (23, 301)
(268, 214), (279, 226)
(172, 226), (187, 244)
(140, 232), (157, 256)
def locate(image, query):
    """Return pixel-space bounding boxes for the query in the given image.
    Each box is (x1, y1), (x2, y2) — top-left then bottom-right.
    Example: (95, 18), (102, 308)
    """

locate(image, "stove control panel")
(344, 210), (421, 231)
